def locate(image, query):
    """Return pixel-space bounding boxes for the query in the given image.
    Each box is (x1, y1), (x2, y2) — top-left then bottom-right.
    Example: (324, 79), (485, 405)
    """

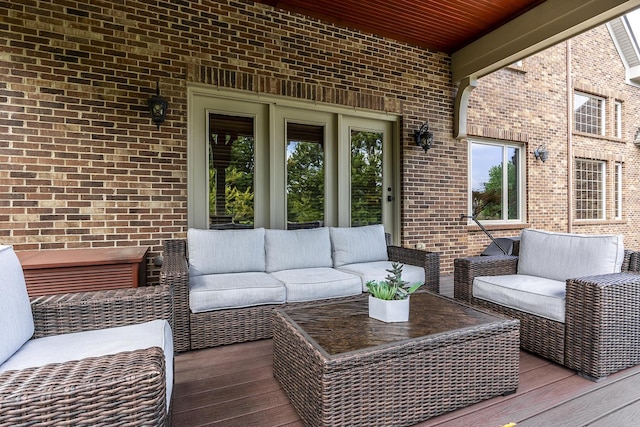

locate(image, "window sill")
(464, 222), (530, 232)
(572, 131), (625, 144)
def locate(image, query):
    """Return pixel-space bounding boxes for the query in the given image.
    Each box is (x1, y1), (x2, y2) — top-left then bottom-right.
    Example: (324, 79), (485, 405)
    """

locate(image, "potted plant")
(366, 262), (423, 322)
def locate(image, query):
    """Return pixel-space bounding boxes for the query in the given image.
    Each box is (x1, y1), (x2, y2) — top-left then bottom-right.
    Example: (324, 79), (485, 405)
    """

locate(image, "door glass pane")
(286, 123), (324, 229)
(208, 113), (254, 229)
(507, 146), (519, 220)
(471, 143), (503, 220)
(351, 130), (383, 227)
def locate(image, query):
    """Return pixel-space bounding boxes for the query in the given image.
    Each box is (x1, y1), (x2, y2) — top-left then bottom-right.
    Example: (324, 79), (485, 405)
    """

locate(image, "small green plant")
(366, 262), (423, 301)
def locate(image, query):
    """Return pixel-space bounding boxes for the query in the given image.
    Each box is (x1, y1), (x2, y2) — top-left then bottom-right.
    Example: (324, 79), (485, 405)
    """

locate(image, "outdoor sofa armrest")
(387, 245), (440, 293)
(453, 255), (519, 302)
(0, 347), (168, 426)
(160, 239), (190, 352)
(30, 285), (174, 339)
(565, 272), (640, 380)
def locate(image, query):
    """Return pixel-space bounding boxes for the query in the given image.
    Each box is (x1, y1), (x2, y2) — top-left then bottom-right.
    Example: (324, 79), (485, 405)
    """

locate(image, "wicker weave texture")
(273, 307), (519, 427)
(31, 285), (174, 339)
(161, 237), (440, 351)
(0, 347), (168, 426)
(565, 273), (640, 379)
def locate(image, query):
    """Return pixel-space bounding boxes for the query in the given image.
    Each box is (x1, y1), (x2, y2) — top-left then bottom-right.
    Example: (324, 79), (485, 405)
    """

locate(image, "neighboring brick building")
(1, 1), (639, 279)
(466, 22), (640, 256)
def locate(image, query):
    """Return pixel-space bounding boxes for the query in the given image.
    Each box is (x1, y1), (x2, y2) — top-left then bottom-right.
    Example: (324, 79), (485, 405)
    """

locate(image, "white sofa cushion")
(265, 228), (332, 272)
(330, 224), (389, 267)
(0, 245), (35, 366)
(189, 272), (286, 312)
(270, 267), (362, 302)
(473, 274), (566, 322)
(518, 228), (624, 282)
(188, 228), (266, 276)
(337, 261), (425, 292)
(0, 319), (174, 411)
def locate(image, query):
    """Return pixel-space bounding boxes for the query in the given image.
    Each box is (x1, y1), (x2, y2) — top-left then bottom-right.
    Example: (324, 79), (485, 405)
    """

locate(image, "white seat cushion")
(265, 228), (332, 272)
(0, 319), (174, 411)
(329, 225), (389, 267)
(518, 228), (624, 281)
(189, 272), (286, 312)
(188, 228), (266, 276)
(337, 261), (425, 292)
(0, 245), (35, 366)
(270, 267), (362, 302)
(473, 274), (566, 322)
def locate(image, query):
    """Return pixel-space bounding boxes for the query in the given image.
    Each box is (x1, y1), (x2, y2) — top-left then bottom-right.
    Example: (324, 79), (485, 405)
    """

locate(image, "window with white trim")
(575, 159), (606, 220)
(615, 100), (622, 138)
(574, 92), (605, 136)
(615, 162), (622, 220)
(469, 140), (524, 222)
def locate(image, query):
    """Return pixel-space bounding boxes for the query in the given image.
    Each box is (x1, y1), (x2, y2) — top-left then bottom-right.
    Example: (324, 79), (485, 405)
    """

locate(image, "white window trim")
(615, 162), (622, 220)
(574, 91), (606, 136)
(467, 139), (526, 224)
(615, 101), (622, 138)
(575, 159), (607, 221)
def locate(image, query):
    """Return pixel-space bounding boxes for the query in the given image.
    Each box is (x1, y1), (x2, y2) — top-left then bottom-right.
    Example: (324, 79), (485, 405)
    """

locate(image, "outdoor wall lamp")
(148, 81), (168, 130)
(533, 144), (549, 162)
(414, 123), (434, 152)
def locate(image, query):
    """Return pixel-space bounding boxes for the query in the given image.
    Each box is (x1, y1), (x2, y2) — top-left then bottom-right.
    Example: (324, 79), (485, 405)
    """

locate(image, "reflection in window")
(471, 142), (521, 221)
(208, 114), (254, 229)
(351, 130), (382, 227)
(286, 123), (324, 229)
(574, 92), (605, 135)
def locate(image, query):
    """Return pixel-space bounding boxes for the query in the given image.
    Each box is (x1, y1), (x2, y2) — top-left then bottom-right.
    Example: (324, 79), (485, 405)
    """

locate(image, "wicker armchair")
(454, 247), (640, 381)
(161, 233), (440, 353)
(0, 245), (174, 426)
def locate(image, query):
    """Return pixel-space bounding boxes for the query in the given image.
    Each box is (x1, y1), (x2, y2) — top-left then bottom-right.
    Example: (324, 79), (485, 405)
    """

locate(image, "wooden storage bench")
(17, 247), (149, 297)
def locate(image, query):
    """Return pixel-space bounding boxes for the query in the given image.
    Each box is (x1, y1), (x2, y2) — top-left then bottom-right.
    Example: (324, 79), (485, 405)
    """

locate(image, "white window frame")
(574, 158), (606, 221)
(467, 139), (526, 224)
(574, 91), (606, 136)
(615, 162), (622, 220)
(615, 100), (622, 138)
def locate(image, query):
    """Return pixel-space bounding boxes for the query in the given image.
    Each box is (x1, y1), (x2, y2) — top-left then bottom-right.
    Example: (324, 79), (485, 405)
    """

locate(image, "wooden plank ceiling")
(254, 0), (546, 53)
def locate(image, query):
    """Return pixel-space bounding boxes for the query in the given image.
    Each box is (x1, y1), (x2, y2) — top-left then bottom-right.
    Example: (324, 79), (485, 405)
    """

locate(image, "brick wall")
(465, 24), (640, 255)
(1, 0), (464, 279)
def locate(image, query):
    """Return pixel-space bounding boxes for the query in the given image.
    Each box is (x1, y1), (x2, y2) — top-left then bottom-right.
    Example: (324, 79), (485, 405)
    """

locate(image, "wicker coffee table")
(272, 292), (519, 427)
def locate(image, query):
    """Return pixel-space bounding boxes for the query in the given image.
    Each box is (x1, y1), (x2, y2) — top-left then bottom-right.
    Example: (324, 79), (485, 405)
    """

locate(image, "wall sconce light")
(147, 81), (168, 130)
(414, 123), (434, 152)
(533, 144), (549, 162)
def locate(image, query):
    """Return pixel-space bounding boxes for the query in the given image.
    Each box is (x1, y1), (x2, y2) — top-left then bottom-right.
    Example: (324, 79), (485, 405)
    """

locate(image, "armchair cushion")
(188, 228), (266, 276)
(0, 319), (174, 410)
(337, 261), (425, 292)
(330, 224), (389, 267)
(265, 227), (332, 272)
(473, 274), (566, 322)
(0, 246), (34, 366)
(518, 229), (624, 281)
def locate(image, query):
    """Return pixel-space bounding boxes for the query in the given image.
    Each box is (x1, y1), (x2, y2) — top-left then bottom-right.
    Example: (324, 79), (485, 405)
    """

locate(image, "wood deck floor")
(172, 276), (640, 426)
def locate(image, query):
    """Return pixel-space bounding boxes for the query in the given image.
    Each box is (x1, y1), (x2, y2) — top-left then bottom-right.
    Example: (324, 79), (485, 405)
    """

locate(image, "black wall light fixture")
(414, 123), (434, 152)
(148, 81), (168, 130)
(533, 144), (549, 162)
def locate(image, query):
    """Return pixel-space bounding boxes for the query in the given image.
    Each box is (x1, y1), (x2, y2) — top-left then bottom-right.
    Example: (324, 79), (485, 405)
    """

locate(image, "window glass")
(575, 159), (605, 220)
(615, 162), (622, 220)
(208, 114), (255, 228)
(350, 130), (383, 226)
(470, 141), (522, 222)
(286, 123), (325, 228)
(615, 101), (622, 138)
(574, 92), (604, 135)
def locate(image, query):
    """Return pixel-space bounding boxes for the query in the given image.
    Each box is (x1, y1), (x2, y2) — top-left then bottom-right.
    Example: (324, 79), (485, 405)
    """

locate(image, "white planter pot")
(368, 295), (410, 322)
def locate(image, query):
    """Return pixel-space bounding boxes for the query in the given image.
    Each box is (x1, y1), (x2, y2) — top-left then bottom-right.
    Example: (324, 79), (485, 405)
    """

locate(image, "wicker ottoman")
(272, 292), (519, 427)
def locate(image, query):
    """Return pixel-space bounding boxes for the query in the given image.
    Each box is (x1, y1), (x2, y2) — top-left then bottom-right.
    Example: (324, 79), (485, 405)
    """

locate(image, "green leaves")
(366, 262), (424, 300)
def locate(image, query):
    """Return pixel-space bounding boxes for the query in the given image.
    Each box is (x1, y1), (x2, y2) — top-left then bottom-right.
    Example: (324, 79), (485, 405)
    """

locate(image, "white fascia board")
(451, 0), (640, 83)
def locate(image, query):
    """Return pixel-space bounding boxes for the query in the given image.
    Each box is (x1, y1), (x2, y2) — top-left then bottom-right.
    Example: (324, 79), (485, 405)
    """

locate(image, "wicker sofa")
(160, 224), (440, 352)
(454, 228), (640, 381)
(0, 245), (174, 426)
